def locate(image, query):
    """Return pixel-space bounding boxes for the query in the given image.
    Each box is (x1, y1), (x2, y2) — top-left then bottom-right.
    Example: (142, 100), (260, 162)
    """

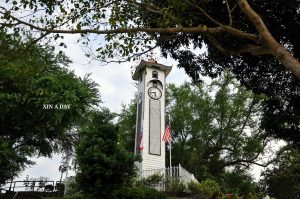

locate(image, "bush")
(44, 196), (88, 199)
(187, 179), (221, 198)
(165, 178), (186, 193)
(219, 171), (262, 198)
(224, 193), (242, 199)
(113, 186), (167, 199)
(141, 173), (164, 188)
(62, 196), (88, 199)
(187, 180), (202, 194)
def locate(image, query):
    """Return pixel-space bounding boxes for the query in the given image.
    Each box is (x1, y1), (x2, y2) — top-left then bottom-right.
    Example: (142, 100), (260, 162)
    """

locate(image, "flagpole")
(169, 141), (172, 176)
(169, 114), (172, 172)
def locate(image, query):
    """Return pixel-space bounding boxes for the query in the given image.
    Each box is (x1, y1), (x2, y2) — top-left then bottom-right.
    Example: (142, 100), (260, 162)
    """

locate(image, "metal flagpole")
(169, 114), (172, 175)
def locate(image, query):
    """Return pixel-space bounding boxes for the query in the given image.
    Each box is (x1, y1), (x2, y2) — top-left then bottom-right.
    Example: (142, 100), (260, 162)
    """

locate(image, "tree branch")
(207, 34), (270, 56)
(7, 12), (223, 34)
(5, 6), (260, 43)
(184, 0), (221, 26)
(225, 0), (233, 26)
(237, 0), (300, 79)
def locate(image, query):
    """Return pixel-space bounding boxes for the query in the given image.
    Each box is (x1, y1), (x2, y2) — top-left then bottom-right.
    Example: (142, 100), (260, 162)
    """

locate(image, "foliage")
(118, 72), (269, 197)
(164, 178), (186, 193)
(139, 174), (187, 194)
(44, 196), (88, 199)
(0, 141), (34, 185)
(140, 173), (164, 189)
(1, 0), (300, 146)
(0, 31), (99, 184)
(187, 180), (202, 194)
(260, 145), (300, 199)
(187, 179), (223, 199)
(166, 72), (270, 179)
(117, 98), (137, 152)
(113, 186), (167, 199)
(63, 176), (78, 196)
(75, 109), (136, 199)
(140, 0), (300, 148)
(218, 171), (262, 199)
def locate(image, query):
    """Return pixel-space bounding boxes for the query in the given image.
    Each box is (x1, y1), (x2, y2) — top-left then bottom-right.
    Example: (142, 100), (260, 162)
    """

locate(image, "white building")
(132, 59), (172, 171)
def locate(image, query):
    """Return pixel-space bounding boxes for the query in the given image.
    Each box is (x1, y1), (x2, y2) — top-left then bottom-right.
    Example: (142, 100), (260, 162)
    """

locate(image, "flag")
(139, 128), (144, 151)
(162, 124), (171, 143)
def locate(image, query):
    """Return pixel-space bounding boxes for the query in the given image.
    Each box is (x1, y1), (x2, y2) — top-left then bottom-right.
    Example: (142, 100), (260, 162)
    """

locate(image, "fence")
(141, 164), (198, 182)
(139, 164), (198, 191)
(2, 180), (63, 192)
(0, 180), (65, 198)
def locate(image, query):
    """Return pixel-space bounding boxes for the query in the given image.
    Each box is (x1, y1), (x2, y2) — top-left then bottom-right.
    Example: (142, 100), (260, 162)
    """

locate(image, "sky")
(14, 34), (278, 184)
(16, 34), (191, 182)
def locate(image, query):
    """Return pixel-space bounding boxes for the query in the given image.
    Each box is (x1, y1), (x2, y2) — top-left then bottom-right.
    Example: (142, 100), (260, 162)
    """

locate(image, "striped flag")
(139, 128), (144, 151)
(162, 125), (171, 143)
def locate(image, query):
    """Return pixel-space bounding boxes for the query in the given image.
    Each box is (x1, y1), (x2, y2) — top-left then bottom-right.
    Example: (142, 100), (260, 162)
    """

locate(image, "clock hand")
(150, 92), (156, 97)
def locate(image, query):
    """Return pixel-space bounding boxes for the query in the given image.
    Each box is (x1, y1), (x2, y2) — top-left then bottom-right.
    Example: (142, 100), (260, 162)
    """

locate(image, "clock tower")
(132, 59), (172, 171)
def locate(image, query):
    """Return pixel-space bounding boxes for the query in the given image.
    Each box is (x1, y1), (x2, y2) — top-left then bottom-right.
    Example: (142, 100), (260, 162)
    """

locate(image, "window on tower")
(152, 71), (158, 79)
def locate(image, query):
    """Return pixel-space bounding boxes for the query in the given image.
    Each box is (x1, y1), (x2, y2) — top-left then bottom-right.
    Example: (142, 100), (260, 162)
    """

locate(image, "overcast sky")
(16, 35), (191, 182)
(14, 34), (275, 184)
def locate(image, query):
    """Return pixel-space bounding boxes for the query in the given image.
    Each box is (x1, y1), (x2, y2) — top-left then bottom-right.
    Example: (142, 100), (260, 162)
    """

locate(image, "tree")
(1, 0), (299, 146)
(219, 171), (263, 198)
(260, 145), (300, 199)
(0, 141), (34, 185)
(117, 98), (138, 153)
(75, 109), (136, 199)
(166, 72), (271, 179)
(0, 31), (99, 184)
(0, 0), (299, 77)
(118, 72), (272, 185)
(139, 0), (300, 148)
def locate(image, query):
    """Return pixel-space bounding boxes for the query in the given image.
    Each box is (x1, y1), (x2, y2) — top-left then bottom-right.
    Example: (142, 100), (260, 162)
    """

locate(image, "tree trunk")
(237, 0), (300, 79)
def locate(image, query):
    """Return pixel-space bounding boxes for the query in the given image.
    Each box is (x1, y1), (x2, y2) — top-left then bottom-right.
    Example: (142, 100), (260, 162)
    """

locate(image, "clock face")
(148, 86), (162, 100)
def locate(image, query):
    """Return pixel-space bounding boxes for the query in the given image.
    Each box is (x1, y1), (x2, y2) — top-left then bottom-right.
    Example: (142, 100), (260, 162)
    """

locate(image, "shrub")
(224, 193), (242, 199)
(113, 186), (167, 199)
(219, 171), (262, 198)
(187, 179), (221, 198)
(164, 178), (186, 193)
(141, 173), (164, 188)
(187, 180), (202, 194)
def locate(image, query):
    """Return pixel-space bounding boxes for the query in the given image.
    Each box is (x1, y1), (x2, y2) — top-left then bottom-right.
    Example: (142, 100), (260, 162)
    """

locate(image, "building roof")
(132, 59), (172, 80)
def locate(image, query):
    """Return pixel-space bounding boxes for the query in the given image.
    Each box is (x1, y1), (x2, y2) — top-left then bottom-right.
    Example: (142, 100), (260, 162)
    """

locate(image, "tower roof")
(132, 60), (172, 80)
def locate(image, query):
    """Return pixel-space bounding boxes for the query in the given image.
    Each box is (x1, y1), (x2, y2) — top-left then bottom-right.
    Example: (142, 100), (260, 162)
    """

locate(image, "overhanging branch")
(237, 0), (300, 79)
(207, 34), (270, 56)
(5, 9), (259, 43)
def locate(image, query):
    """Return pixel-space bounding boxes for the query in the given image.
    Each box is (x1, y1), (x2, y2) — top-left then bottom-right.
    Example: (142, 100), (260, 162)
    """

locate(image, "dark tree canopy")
(260, 145), (300, 199)
(117, 98), (137, 153)
(0, 31), (99, 184)
(1, 0), (299, 146)
(141, 0), (300, 148)
(75, 109), (136, 199)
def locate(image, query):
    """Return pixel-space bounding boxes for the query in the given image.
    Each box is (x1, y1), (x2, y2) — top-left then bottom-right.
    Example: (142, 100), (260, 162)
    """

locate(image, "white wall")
(135, 66), (167, 170)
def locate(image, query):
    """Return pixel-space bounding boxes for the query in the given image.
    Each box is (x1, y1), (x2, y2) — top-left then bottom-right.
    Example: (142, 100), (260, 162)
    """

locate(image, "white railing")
(140, 164), (198, 184)
(178, 164), (198, 183)
(141, 167), (167, 179)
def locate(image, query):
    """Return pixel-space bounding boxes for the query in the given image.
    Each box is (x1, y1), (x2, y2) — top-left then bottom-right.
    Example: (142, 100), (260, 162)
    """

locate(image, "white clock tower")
(132, 59), (172, 171)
